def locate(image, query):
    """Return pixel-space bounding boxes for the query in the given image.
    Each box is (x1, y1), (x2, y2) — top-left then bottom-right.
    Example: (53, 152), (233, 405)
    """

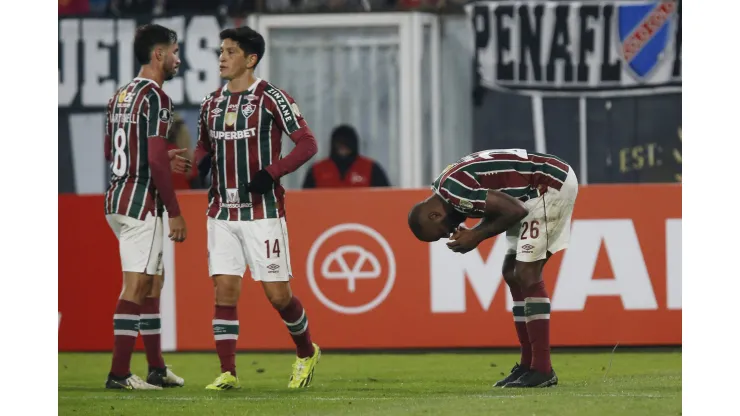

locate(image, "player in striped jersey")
(193, 27), (321, 390)
(103, 24), (189, 390)
(408, 149), (579, 388)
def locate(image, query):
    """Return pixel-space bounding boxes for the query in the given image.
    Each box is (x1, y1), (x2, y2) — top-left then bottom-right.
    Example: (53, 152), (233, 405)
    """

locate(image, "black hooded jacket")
(302, 125), (390, 188)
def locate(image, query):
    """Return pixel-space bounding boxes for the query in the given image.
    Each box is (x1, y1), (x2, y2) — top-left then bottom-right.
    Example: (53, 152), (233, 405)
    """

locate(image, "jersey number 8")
(112, 128), (128, 177)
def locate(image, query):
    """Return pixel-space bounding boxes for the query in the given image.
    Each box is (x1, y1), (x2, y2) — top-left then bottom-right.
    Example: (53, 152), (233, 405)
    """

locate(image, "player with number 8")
(407, 149), (579, 388)
(102, 24), (191, 390)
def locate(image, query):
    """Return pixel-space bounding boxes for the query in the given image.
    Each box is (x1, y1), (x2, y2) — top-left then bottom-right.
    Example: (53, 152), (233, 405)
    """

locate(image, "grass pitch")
(59, 349), (680, 415)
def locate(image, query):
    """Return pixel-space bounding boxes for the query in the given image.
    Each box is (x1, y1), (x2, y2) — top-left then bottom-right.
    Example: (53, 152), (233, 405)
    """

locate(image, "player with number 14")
(194, 26), (321, 390)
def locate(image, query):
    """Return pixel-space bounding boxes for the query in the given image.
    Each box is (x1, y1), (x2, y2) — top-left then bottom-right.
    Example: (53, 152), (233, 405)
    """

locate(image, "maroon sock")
(509, 285), (532, 368)
(523, 280), (552, 373)
(110, 299), (141, 377)
(277, 296), (315, 358)
(213, 305), (238, 376)
(140, 297), (165, 369)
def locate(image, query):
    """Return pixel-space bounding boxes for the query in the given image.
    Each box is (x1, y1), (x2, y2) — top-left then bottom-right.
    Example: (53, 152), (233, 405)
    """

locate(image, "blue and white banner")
(466, 0), (682, 97)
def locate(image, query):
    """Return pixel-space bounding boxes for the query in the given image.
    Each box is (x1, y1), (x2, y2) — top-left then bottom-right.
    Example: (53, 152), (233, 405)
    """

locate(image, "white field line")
(58, 392), (667, 401)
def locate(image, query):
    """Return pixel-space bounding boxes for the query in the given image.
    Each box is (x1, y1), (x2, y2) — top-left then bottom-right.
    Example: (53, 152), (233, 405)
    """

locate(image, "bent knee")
(123, 273), (153, 297)
(502, 269), (518, 286)
(502, 255), (519, 286)
(514, 262), (544, 289)
(268, 293), (292, 310)
(214, 276), (241, 305)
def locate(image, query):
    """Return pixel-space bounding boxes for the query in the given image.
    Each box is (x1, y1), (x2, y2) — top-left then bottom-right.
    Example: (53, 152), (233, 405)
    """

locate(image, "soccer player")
(103, 24), (190, 390)
(194, 26), (320, 390)
(407, 149), (578, 388)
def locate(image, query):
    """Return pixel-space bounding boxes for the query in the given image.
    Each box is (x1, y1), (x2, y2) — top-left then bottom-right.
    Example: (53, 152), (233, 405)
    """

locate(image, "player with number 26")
(407, 149), (579, 388)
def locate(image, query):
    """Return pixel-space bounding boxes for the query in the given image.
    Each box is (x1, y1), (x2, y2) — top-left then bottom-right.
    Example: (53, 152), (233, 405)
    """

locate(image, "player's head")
(408, 196), (460, 242)
(134, 24), (180, 81)
(219, 26), (265, 80)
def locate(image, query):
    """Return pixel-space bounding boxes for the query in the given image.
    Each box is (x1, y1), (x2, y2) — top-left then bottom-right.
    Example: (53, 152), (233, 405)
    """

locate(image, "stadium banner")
(466, 0), (682, 186)
(59, 185), (681, 351)
(466, 0), (682, 97)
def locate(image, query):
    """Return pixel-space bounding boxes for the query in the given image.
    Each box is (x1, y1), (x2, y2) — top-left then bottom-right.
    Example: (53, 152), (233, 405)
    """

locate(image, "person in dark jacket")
(302, 125), (391, 188)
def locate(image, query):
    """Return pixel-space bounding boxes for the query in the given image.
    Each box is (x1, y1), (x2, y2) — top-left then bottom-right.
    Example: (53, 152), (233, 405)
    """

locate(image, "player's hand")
(168, 215), (187, 243)
(243, 169), (275, 195)
(168, 148), (192, 174)
(446, 226), (483, 254)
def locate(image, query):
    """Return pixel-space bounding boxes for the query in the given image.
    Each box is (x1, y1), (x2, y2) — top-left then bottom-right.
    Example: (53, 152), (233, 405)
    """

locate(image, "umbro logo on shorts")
(267, 264), (280, 273)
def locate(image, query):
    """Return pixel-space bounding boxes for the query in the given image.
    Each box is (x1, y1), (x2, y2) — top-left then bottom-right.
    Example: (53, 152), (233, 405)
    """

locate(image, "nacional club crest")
(617, 0), (678, 81)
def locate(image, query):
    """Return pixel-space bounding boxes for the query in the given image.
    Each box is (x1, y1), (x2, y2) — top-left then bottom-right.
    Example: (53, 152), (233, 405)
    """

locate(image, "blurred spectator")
(108, 0), (165, 16)
(164, 0), (231, 15)
(89, 0), (109, 14)
(59, 0), (90, 15)
(62, 0), (465, 16)
(303, 125), (390, 189)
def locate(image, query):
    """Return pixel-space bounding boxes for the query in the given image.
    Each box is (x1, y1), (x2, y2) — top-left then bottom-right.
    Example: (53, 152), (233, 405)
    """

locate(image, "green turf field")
(58, 349), (681, 415)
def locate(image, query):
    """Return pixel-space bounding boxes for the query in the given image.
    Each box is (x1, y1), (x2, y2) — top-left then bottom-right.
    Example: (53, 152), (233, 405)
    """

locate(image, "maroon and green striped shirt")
(197, 79), (306, 221)
(104, 77), (173, 220)
(432, 149), (571, 217)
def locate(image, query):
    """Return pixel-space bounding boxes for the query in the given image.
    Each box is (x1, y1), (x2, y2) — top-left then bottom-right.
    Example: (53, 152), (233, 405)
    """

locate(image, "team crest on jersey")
(224, 112), (237, 126)
(241, 102), (257, 119)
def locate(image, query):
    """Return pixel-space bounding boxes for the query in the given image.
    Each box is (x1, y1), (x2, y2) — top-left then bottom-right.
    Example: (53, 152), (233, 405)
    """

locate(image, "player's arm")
(262, 88), (318, 180)
(470, 190), (528, 240)
(145, 92), (181, 218)
(193, 97), (213, 180)
(104, 96), (114, 162)
(444, 175), (527, 253)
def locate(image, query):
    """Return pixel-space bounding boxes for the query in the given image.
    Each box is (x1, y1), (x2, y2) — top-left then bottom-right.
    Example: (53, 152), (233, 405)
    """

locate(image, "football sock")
(509, 285), (532, 368)
(110, 299), (141, 377)
(277, 296), (315, 358)
(523, 280), (552, 373)
(213, 305), (239, 376)
(140, 297), (165, 369)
